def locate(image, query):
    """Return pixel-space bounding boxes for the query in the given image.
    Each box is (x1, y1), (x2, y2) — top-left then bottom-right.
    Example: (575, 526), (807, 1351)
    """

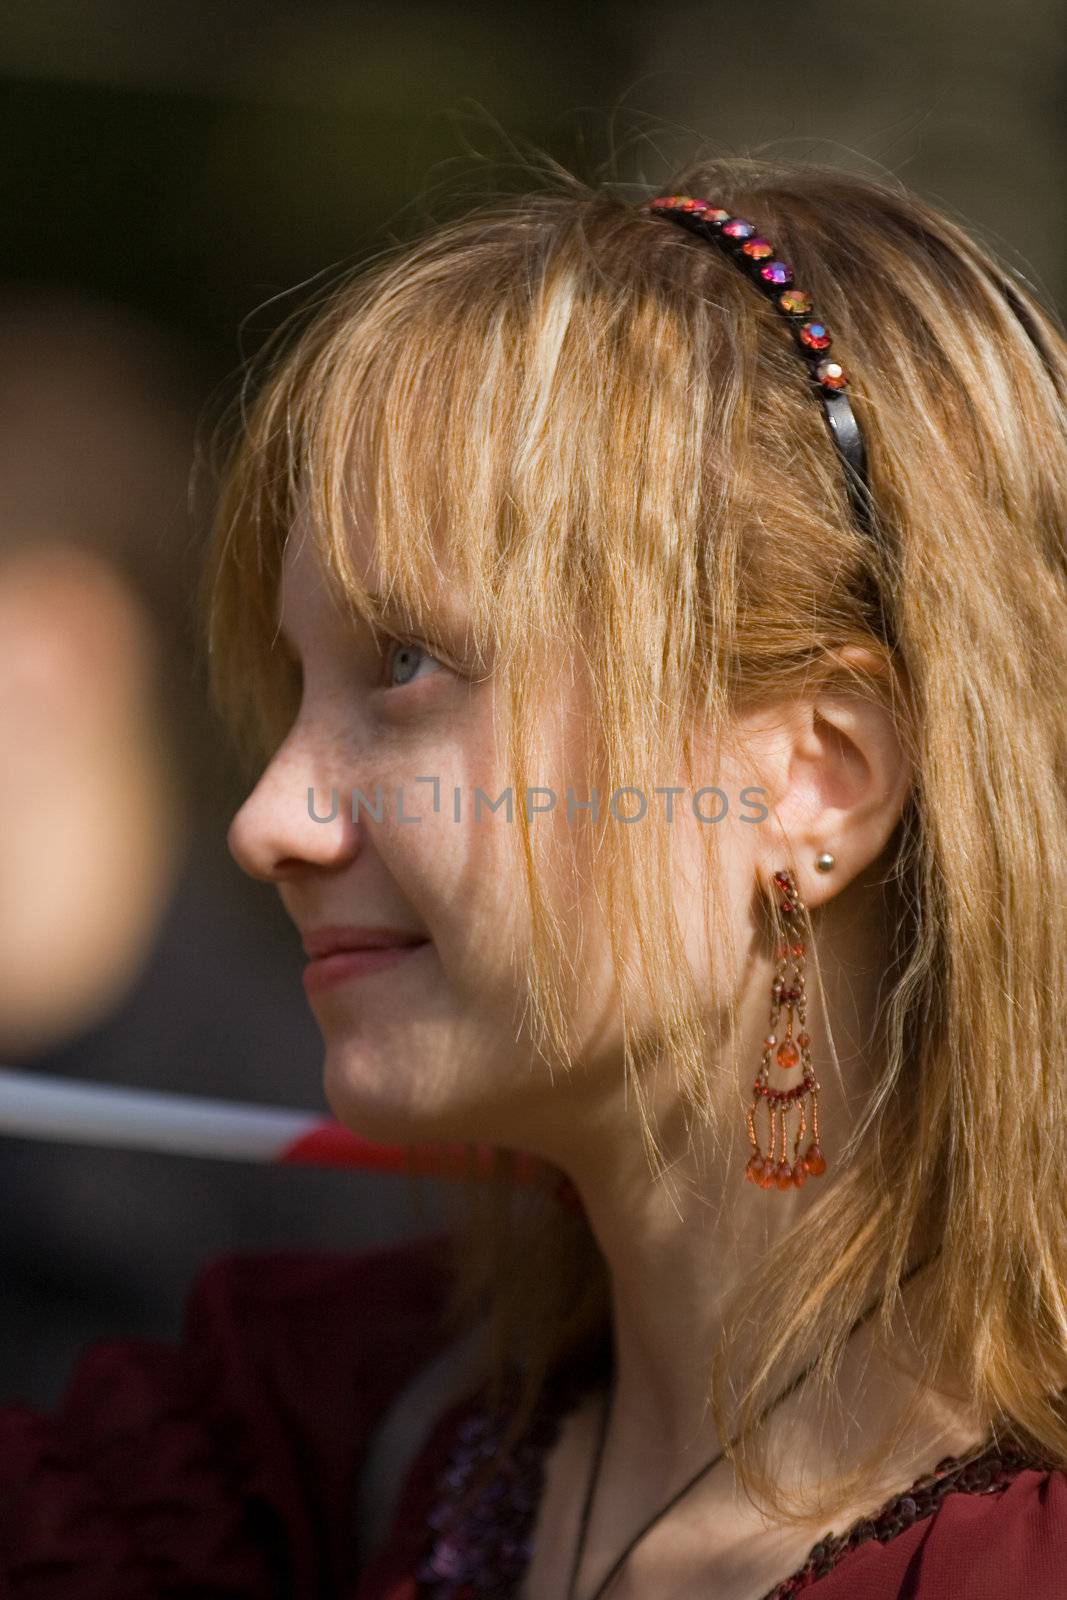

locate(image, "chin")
(321, 1042), (528, 1154)
(321, 1046), (459, 1147)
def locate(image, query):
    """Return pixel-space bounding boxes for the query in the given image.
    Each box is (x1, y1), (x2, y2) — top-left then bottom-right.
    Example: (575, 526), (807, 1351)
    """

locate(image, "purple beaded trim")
(414, 1359), (598, 1598)
(414, 1357), (1055, 1600)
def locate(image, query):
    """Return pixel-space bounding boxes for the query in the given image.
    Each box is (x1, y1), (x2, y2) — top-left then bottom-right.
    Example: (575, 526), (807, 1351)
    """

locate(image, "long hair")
(199, 152), (1067, 1526)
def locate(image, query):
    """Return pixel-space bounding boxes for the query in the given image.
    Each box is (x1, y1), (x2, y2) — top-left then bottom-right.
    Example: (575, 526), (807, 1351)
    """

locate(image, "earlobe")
(747, 669), (911, 912)
(808, 707), (909, 906)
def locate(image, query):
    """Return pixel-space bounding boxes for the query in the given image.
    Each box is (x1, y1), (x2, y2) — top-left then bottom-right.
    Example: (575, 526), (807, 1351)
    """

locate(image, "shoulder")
(0, 1229), (459, 1599)
(801, 1458), (1067, 1599)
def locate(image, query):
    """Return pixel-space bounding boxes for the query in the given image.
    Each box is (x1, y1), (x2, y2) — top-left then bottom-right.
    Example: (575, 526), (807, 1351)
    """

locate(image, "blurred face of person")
(0, 545), (182, 1057)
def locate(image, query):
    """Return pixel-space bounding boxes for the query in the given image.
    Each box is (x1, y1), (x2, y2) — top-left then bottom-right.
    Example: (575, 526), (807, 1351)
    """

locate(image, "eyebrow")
(272, 589), (443, 659)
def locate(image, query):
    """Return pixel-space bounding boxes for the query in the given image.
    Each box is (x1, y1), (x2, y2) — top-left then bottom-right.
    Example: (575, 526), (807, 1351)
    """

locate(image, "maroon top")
(1, 1231), (1065, 1599)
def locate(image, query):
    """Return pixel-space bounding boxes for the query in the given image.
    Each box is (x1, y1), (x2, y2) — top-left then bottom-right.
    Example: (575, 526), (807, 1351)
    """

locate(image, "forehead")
(275, 478), (474, 651)
(275, 501), (356, 639)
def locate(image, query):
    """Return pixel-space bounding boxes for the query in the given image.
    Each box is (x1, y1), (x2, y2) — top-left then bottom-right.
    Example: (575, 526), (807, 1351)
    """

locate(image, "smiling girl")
(4, 152), (1067, 1599)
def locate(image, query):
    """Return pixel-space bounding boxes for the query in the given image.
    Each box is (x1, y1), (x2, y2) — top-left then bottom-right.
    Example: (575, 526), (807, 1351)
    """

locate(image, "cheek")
(407, 814), (530, 1000)
(318, 820), (559, 1143)
(368, 727), (537, 1005)
(560, 770), (758, 1033)
(666, 779), (762, 1002)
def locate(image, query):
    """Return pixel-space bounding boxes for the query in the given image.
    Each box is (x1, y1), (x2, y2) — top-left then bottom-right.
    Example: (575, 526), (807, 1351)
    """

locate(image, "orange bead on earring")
(744, 867), (827, 1190)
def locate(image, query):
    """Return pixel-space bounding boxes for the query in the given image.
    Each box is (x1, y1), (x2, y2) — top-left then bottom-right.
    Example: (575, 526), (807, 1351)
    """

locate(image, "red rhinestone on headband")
(646, 195), (847, 393)
(643, 194), (872, 534)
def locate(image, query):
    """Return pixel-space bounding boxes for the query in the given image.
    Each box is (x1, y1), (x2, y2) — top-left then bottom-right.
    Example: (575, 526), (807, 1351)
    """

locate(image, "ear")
(734, 647), (912, 910)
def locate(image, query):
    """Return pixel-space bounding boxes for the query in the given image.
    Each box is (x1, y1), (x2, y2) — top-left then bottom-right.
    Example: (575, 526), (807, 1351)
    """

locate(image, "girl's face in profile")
(227, 495), (758, 1158)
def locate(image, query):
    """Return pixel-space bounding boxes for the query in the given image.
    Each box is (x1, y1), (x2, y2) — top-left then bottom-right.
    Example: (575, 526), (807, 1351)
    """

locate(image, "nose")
(227, 735), (362, 884)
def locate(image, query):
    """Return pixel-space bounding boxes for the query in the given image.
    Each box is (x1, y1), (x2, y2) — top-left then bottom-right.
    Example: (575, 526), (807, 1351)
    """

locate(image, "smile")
(301, 941), (431, 997)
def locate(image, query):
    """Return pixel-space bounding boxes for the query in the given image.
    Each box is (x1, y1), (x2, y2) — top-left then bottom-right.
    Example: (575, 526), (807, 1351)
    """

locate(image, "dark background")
(4, 3), (1063, 372)
(0, 2), (1063, 1408)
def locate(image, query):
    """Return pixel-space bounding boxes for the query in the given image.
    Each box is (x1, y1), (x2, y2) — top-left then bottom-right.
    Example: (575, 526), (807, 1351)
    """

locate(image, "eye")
(380, 634), (448, 691)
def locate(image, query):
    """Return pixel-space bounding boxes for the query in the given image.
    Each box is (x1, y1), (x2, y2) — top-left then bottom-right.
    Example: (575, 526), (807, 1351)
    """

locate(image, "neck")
(512, 892), (986, 1592)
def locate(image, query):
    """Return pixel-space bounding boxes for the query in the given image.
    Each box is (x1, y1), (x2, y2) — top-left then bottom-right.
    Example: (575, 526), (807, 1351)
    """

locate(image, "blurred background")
(0, 1), (1063, 1408)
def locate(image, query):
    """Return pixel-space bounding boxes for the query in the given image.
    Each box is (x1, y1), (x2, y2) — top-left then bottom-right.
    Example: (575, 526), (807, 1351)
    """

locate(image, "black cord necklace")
(564, 1254), (934, 1600)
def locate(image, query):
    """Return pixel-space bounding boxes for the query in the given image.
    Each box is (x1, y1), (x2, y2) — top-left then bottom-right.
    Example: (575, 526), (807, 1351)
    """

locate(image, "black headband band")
(643, 195), (876, 542)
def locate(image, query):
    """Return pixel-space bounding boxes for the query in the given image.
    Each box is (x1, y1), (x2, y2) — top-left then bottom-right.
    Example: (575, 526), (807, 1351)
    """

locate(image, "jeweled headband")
(643, 195), (874, 539)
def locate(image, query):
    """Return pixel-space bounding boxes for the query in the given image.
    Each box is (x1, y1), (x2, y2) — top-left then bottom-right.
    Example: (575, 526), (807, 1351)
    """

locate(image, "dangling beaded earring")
(744, 866), (828, 1191)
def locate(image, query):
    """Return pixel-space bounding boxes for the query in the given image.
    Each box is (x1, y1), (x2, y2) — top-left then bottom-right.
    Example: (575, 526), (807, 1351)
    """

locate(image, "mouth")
(300, 933), (432, 998)
(300, 924), (430, 959)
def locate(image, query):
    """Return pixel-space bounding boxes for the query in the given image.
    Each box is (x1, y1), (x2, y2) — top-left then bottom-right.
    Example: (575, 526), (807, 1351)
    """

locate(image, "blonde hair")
(200, 151), (1067, 1526)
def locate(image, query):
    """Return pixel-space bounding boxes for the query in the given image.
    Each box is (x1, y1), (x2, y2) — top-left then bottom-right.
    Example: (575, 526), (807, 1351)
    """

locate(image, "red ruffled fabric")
(798, 1464), (1067, 1598)
(3, 1228), (1067, 1599)
(356, 1413), (1067, 1600)
(0, 1231), (457, 1599)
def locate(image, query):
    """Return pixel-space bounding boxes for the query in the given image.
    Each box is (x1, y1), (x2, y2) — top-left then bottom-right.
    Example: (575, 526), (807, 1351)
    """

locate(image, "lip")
(301, 940), (431, 997)
(300, 924), (430, 959)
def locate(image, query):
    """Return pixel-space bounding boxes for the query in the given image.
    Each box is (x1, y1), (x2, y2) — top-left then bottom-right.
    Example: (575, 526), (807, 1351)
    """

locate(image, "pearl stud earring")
(815, 852), (835, 872)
